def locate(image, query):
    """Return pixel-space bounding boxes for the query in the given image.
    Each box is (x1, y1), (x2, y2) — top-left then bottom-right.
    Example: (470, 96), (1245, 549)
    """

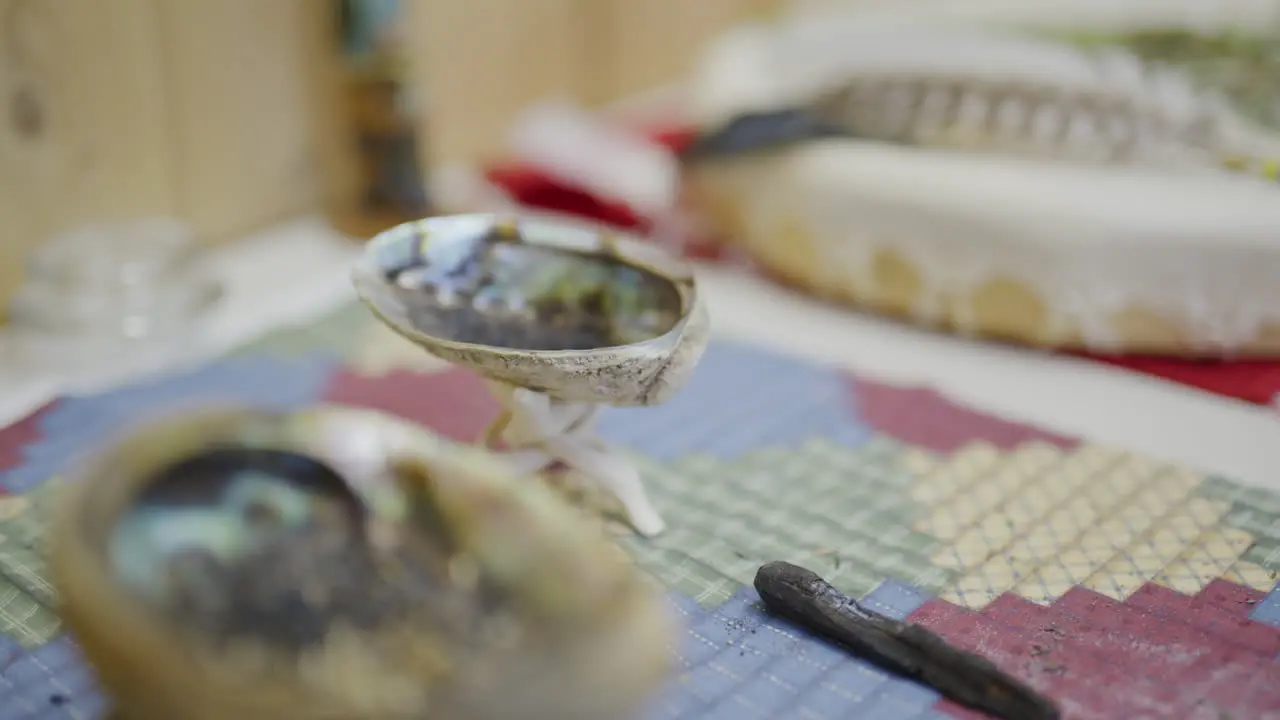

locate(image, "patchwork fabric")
(621, 439), (950, 605)
(901, 444), (1279, 610)
(0, 303), (1278, 720)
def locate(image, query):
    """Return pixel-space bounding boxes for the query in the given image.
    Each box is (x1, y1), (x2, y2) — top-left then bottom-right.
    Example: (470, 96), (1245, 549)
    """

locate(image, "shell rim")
(350, 213), (702, 363)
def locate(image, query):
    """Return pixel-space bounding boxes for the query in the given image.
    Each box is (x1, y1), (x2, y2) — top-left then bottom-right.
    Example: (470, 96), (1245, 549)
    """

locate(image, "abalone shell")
(107, 446), (438, 649)
(54, 408), (679, 720)
(374, 216), (685, 351)
(354, 215), (710, 407)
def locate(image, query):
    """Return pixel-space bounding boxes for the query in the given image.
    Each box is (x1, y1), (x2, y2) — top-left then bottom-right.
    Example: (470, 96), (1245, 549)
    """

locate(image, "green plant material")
(1048, 29), (1280, 129)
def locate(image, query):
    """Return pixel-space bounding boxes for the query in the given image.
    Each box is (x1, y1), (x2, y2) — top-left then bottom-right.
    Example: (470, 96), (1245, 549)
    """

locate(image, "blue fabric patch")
(647, 586), (950, 720)
(4, 355), (338, 492)
(0, 636), (103, 720)
(1251, 582), (1280, 628)
(599, 341), (872, 460)
(860, 578), (933, 621)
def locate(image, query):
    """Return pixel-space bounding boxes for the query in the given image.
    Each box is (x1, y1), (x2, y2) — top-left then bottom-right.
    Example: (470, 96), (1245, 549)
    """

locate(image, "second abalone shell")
(376, 217), (685, 351)
(108, 445), (428, 649)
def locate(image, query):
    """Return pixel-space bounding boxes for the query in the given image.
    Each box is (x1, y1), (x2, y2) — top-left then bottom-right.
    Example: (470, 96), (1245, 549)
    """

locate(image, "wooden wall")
(0, 0), (345, 302)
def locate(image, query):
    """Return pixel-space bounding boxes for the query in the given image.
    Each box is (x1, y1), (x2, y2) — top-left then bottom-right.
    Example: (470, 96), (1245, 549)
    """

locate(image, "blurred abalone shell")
(108, 446), (441, 649)
(377, 217), (684, 351)
(55, 408), (678, 720)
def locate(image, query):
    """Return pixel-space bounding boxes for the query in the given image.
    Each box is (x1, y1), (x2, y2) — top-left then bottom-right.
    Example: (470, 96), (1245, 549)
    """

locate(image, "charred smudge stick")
(753, 561), (1060, 720)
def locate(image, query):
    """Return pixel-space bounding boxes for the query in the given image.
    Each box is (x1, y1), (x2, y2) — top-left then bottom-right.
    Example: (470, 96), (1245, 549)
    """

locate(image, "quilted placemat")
(0, 305), (1278, 720)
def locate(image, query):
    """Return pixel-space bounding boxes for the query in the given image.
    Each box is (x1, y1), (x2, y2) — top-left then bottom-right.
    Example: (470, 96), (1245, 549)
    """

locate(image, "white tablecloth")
(1, 216), (1275, 491)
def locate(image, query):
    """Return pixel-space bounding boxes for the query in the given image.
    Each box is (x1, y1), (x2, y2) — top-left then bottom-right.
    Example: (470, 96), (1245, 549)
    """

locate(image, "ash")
(164, 507), (425, 649)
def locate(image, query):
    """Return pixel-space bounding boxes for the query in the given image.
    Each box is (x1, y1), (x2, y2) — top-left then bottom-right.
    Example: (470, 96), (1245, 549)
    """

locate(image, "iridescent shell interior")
(108, 446), (443, 649)
(373, 217), (685, 351)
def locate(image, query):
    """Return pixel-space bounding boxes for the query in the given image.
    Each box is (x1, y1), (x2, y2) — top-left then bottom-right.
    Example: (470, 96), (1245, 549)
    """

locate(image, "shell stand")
(481, 379), (665, 537)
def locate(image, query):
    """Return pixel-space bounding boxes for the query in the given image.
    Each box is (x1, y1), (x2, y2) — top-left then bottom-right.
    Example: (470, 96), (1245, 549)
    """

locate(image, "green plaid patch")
(0, 579), (55, 648)
(1244, 539), (1280, 573)
(1200, 475), (1280, 515)
(0, 482), (62, 646)
(1200, 474), (1280, 553)
(230, 303), (371, 361)
(619, 436), (949, 605)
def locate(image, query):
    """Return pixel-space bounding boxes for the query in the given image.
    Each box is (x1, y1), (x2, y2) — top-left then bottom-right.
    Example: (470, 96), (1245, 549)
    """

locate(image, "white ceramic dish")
(686, 4), (1280, 356)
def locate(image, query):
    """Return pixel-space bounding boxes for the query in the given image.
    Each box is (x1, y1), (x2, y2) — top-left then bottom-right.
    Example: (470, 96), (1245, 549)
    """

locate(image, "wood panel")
(299, 0), (364, 229)
(0, 0), (174, 300)
(595, 0), (788, 103)
(0, 0), (335, 305)
(402, 0), (596, 168)
(156, 1), (324, 243)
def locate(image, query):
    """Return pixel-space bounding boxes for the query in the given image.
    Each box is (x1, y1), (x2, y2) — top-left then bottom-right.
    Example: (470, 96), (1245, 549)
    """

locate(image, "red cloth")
(1086, 355), (1280, 406)
(483, 124), (1280, 407)
(485, 164), (650, 232)
(482, 122), (698, 234)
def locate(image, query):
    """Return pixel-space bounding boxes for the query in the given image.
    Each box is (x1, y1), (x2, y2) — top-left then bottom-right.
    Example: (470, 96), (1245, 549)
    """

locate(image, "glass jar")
(4, 218), (223, 386)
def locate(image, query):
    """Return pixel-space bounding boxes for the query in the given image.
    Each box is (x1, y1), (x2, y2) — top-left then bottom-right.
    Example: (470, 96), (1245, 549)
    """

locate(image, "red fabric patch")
(321, 367), (499, 444)
(909, 581), (1280, 719)
(0, 401), (57, 489)
(847, 376), (1077, 452)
